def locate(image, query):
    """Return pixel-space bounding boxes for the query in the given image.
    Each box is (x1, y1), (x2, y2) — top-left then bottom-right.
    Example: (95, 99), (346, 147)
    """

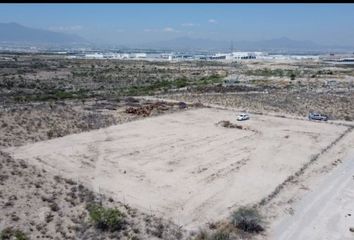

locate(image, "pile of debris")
(125, 104), (155, 117)
(125, 101), (177, 117)
(124, 100), (193, 117)
(217, 120), (244, 129)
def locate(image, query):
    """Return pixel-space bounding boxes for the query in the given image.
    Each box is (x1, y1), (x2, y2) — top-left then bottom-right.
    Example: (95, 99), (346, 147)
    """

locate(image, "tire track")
(257, 126), (353, 207)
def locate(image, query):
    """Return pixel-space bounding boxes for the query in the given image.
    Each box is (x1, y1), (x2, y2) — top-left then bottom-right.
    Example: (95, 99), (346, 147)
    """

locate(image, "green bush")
(0, 227), (28, 240)
(175, 78), (188, 88)
(231, 207), (264, 233)
(87, 204), (125, 231)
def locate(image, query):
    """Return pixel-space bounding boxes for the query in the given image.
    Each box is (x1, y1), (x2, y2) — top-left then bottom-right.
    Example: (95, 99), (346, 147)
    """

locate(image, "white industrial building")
(134, 53), (147, 59)
(230, 52), (256, 60)
(84, 53), (104, 59)
(209, 52), (264, 61)
(120, 53), (130, 59)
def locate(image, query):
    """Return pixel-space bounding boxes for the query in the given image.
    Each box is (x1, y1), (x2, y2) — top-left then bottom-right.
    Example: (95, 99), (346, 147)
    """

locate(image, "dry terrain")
(271, 150), (354, 240)
(4, 108), (350, 232)
(0, 151), (188, 240)
(160, 91), (354, 121)
(1, 54), (354, 239)
(0, 95), (198, 239)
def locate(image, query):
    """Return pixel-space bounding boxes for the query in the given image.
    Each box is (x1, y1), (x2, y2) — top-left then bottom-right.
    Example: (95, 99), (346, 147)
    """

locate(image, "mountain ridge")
(0, 22), (352, 52)
(0, 22), (89, 46)
(135, 36), (353, 52)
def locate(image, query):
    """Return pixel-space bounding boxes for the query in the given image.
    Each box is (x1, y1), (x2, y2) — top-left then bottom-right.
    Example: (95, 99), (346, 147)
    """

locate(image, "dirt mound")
(217, 120), (244, 129)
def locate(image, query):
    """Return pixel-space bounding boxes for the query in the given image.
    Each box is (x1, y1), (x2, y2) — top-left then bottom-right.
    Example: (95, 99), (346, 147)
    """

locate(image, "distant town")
(1, 44), (353, 64)
(1, 45), (353, 64)
(74, 51), (354, 63)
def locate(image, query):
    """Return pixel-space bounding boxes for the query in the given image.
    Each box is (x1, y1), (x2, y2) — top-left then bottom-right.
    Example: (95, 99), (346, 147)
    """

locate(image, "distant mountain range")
(136, 37), (353, 53)
(0, 22), (89, 47)
(0, 22), (352, 53)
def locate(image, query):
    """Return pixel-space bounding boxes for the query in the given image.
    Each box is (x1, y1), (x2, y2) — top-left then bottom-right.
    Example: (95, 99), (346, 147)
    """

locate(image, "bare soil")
(4, 108), (348, 232)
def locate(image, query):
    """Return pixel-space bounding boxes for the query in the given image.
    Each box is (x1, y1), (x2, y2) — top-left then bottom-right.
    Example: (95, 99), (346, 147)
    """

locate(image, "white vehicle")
(237, 113), (249, 121)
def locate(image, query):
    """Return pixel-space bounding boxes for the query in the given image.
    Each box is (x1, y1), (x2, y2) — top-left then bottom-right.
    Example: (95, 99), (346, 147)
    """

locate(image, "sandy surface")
(0, 151), (188, 240)
(5, 108), (347, 230)
(271, 150), (354, 240)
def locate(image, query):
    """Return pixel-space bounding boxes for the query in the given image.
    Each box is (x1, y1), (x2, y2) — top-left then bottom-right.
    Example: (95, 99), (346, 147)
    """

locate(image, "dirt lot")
(0, 98), (198, 239)
(4, 107), (348, 231)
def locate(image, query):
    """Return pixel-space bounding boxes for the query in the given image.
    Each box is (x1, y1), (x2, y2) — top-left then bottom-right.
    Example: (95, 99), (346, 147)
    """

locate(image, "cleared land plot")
(5, 108), (347, 230)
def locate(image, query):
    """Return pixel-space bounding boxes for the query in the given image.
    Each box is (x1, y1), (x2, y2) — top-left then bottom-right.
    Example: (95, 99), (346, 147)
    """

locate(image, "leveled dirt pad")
(5, 108), (348, 231)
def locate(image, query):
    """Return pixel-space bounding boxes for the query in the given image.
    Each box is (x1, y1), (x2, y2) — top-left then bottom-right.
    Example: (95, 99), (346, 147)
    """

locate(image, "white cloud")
(144, 28), (159, 32)
(116, 29), (125, 33)
(49, 25), (83, 32)
(144, 27), (180, 33)
(162, 27), (179, 33)
(181, 23), (199, 27)
(208, 19), (217, 24)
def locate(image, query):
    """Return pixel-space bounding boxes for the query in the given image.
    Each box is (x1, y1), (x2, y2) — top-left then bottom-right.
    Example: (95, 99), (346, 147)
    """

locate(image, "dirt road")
(272, 150), (354, 240)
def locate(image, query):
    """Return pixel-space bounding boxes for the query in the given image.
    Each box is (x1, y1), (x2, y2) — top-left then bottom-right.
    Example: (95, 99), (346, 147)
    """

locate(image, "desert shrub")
(47, 130), (54, 139)
(175, 78), (188, 88)
(210, 230), (230, 240)
(151, 222), (164, 238)
(194, 229), (209, 240)
(87, 203), (125, 231)
(290, 73), (296, 80)
(194, 228), (230, 240)
(344, 115), (352, 121)
(0, 227), (28, 240)
(231, 207), (264, 233)
(178, 102), (188, 109)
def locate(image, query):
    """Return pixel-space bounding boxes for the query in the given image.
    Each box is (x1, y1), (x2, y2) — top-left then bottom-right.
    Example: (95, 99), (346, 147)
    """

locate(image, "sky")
(0, 4), (354, 46)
